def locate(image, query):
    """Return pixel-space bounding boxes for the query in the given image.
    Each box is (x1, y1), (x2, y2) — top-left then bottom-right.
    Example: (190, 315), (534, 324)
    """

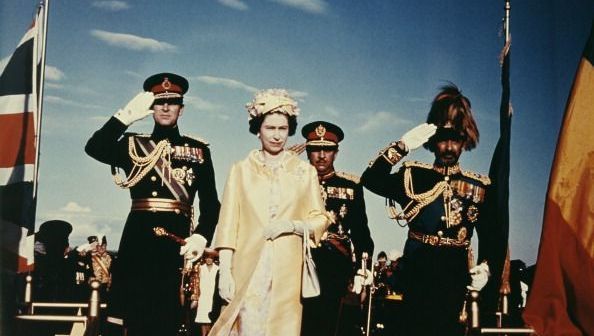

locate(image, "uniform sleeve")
(194, 146), (221, 243)
(212, 164), (239, 250)
(361, 153), (404, 201)
(84, 117), (130, 167)
(303, 166), (331, 244)
(476, 183), (505, 268)
(349, 183), (374, 260)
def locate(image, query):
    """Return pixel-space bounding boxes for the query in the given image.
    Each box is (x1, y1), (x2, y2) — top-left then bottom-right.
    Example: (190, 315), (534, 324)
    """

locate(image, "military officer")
(85, 73), (221, 336)
(90, 236), (112, 297)
(299, 121), (374, 336)
(361, 84), (492, 336)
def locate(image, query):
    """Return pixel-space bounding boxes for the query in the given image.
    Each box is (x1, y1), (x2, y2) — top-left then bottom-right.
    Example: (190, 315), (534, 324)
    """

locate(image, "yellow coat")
(210, 150), (330, 336)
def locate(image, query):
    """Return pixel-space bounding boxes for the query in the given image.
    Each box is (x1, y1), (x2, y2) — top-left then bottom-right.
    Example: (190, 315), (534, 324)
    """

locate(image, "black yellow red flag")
(523, 21), (594, 335)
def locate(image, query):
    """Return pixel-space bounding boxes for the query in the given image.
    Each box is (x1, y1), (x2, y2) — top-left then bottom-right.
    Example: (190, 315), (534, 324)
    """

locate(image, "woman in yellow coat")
(210, 89), (330, 336)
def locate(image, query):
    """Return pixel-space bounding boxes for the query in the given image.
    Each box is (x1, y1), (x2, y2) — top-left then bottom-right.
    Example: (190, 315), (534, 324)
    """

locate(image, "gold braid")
(391, 167), (454, 226)
(112, 138), (171, 188)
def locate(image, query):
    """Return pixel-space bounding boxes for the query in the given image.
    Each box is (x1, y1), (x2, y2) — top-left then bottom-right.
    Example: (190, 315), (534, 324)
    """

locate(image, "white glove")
(179, 234), (207, 262)
(352, 269), (373, 294)
(113, 92), (154, 126)
(352, 273), (363, 294)
(218, 249), (235, 302)
(400, 123), (437, 152)
(76, 242), (98, 254)
(468, 262), (490, 291)
(263, 219), (308, 240)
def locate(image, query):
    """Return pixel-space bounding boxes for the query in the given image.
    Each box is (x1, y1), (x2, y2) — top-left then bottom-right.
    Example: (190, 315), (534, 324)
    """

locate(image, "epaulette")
(125, 132), (147, 138)
(402, 160), (433, 170)
(184, 134), (210, 146)
(336, 171), (361, 184)
(461, 169), (491, 186)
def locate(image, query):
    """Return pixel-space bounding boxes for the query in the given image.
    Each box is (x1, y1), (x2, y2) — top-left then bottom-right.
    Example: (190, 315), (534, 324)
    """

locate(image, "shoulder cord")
(387, 167), (453, 226)
(112, 138), (171, 188)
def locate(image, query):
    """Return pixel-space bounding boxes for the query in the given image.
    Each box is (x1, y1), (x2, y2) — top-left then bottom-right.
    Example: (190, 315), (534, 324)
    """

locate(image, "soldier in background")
(72, 236), (98, 301)
(299, 121), (374, 336)
(374, 251), (389, 297)
(32, 220), (95, 336)
(85, 73), (221, 336)
(33, 220), (78, 303)
(90, 236), (112, 298)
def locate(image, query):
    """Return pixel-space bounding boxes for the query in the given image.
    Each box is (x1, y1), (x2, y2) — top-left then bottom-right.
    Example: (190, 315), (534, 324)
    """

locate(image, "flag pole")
(497, 0), (512, 317)
(504, 0), (510, 44)
(32, 0), (50, 199)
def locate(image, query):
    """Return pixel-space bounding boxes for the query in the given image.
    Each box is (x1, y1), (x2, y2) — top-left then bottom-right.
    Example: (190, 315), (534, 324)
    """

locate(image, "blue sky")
(1, 0), (593, 265)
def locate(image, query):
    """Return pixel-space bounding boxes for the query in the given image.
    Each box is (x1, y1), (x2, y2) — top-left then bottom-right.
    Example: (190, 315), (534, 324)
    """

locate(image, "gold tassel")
(460, 247), (476, 324)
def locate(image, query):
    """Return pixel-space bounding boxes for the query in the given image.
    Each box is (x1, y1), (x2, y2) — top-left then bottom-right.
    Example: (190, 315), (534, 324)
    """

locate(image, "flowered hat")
(245, 88), (300, 121)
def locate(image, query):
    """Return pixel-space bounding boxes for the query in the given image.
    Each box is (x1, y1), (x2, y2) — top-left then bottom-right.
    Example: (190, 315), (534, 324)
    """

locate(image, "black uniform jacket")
(313, 171), (374, 296)
(85, 117), (220, 241)
(319, 171), (374, 261)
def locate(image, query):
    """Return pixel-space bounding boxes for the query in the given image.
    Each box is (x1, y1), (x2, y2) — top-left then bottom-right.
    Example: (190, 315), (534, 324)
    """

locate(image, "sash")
(92, 254), (110, 277)
(135, 137), (190, 203)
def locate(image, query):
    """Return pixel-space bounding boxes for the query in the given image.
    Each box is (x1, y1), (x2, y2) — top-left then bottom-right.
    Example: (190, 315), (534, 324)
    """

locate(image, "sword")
(153, 227), (199, 336)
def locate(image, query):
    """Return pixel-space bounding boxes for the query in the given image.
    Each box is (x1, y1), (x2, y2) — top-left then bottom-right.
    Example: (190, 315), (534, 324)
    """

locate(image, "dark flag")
(479, 6), (513, 315)
(523, 21), (594, 335)
(0, 3), (46, 274)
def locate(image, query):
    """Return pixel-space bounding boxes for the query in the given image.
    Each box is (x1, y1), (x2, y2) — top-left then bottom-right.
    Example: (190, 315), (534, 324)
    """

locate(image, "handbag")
(301, 227), (321, 298)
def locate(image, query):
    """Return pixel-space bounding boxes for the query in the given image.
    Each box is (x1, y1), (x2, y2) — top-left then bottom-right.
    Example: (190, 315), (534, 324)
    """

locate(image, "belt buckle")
(424, 235), (439, 246)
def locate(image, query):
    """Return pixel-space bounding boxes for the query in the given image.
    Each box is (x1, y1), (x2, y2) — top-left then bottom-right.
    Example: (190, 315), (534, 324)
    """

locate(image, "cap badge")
(315, 124), (326, 139)
(161, 78), (171, 90)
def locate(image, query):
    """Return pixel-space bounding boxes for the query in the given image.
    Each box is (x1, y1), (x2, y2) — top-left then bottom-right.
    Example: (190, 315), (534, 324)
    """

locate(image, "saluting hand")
(400, 123), (437, 152)
(113, 92), (155, 126)
(287, 143), (306, 155)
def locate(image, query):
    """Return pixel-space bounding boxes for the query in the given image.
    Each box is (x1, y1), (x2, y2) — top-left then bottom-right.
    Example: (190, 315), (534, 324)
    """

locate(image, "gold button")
(437, 230), (444, 237)
(174, 209), (180, 214)
(151, 176), (157, 182)
(444, 176), (450, 181)
(182, 166), (187, 170)
(441, 216), (446, 221)
(151, 191), (158, 197)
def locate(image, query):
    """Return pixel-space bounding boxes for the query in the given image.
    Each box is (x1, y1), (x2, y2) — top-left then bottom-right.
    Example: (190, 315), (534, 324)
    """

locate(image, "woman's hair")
(423, 83), (479, 152)
(249, 112), (298, 136)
